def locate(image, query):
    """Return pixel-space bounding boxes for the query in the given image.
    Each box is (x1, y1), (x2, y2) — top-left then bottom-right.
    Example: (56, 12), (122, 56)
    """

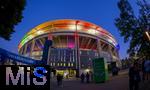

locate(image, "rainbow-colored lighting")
(18, 19), (118, 50)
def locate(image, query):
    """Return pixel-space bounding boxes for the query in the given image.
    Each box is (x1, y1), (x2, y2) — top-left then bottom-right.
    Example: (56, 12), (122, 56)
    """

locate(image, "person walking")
(57, 73), (63, 87)
(129, 62), (141, 90)
(86, 72), (90, 83)
(142, 59), (146, 81)
(89, 71), (93, 83)
(57, 73), (61, 86)
(80, 73), (85, 83)
(144, 59), (150, 80)
(59, 74), (63, 87)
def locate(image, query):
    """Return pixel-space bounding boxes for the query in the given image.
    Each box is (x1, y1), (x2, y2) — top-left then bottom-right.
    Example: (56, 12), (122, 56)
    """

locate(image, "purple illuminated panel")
(67, 36), (75, 48)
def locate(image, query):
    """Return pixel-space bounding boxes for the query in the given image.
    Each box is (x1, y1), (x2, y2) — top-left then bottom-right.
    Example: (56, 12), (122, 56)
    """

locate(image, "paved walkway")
(50, 70), (150, 90)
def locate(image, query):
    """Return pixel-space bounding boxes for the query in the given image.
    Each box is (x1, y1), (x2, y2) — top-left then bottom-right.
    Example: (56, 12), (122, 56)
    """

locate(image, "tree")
(115, 0), (150, 59)
(0, 0), (26, 40)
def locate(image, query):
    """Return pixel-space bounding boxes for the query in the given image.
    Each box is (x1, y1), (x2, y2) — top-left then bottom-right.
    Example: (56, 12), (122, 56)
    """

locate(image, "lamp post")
(95, 27), (102, 58)
(75, 21), (80, 77)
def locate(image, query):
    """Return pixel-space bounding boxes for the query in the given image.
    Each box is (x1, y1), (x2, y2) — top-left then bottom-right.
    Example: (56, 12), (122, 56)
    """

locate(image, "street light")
(145, 31), (150, 41)
(75, 21), (80, 77)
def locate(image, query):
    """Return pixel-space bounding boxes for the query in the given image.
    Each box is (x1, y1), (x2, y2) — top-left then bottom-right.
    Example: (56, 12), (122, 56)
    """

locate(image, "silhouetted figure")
(60, 74), (63, 87)
(129, 62), (141, 90)
(86, 72), (90, 83)
(112, 66), (119, 76)
(57, 74), (60, 86)
(89, 71), (93, 82)
(57, 74), (63, 87)
(144, 60), (150, 80)
(80, 73), (85, 83)
(53, 69), (56, 77)
(142, 60), (146, 81)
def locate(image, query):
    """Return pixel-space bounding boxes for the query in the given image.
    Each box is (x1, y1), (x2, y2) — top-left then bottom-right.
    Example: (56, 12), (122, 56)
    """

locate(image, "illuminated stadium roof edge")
(18, 19), (119, 50)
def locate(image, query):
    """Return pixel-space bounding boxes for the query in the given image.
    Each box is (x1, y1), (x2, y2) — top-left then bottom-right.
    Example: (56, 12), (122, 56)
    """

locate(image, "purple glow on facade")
(68, 42), (75, 48)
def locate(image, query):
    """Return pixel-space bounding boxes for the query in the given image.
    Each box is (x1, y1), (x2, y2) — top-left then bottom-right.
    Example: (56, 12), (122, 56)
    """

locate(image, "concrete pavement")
(50, 70), (150, 90)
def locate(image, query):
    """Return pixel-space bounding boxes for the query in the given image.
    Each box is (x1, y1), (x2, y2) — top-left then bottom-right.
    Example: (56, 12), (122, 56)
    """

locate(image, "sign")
(0, 65), (50, 90)
(92, 58), (108, 83)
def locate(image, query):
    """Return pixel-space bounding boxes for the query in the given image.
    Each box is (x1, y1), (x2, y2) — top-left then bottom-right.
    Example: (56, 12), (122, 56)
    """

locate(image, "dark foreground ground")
(50, 70), (150, 90)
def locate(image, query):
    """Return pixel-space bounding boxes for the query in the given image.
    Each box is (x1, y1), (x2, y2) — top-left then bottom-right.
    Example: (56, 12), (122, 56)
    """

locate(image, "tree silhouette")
(115, 0), (150, 59)
(0, 0), (26, 40)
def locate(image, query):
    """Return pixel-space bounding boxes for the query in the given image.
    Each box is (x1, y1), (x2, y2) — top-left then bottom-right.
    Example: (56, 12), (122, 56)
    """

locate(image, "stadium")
(18, 19), (121, 77)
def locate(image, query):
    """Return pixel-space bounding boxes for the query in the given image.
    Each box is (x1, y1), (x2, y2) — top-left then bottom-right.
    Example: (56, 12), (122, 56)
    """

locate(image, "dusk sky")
(0, 0), (139, 59)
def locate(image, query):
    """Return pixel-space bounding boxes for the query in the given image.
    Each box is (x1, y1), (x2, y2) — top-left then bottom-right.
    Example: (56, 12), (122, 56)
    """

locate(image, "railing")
(0, 48), (41, 65)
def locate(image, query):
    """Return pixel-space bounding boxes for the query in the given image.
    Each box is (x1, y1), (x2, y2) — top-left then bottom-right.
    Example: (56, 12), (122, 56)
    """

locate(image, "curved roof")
(18, 19), (118, 50)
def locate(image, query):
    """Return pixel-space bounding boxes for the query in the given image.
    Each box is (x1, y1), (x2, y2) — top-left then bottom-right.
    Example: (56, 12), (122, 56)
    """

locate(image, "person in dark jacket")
(86, 72), (90, 83)
(129, 62), (141, 90)
(57, 73), (63, 86)
(59, 74), (63, 87)
(80, 73), (85, 83)
(112, 66), (119, 76)
(57, 73), (61, 86)
(142, 60), (146, 80)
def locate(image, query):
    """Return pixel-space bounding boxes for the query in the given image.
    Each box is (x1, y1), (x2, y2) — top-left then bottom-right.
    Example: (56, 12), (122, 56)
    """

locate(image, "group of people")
(55, 59), (149, 90)
(128, 59), (150, 90)
(80, 72), (93, 83)
(56, 71), (93, 87)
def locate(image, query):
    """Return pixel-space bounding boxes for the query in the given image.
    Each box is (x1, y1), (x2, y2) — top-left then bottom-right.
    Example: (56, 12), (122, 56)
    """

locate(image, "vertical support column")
(75, 21), (80, 77)
(48, 34), (53, 65)
(116, 49), (121, 67)
(108, 45), (113, 62)
(75, 25), (78, 69)
(20, 48), (24, 55)
(23, 44), (27, 55)
(30, 40), (35, 57)
(47, 46), (51, 65)
(97, 39), (102, 58)
(116, 51), (119, 60)
(41, 34), (53, 65)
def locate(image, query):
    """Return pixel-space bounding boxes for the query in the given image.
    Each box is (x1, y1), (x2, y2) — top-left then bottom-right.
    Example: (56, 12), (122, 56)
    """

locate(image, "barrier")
(0, 48), (41, 65)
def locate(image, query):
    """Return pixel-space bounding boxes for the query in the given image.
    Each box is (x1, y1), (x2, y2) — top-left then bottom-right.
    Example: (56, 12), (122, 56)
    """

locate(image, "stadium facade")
(18, 19), (121, 77)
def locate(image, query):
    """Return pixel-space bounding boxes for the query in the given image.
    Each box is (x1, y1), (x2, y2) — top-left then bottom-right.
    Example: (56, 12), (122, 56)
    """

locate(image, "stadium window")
(95, 53), (98, 56)
(87, 51), (89, 55)
(53, 63), (55, 66)
(80, 51), (82, 55)
(68, 63), (70, 67)
(71, 63), (73, 67)
(89, 58), (91, 61)
(64, 63), (66, 66)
